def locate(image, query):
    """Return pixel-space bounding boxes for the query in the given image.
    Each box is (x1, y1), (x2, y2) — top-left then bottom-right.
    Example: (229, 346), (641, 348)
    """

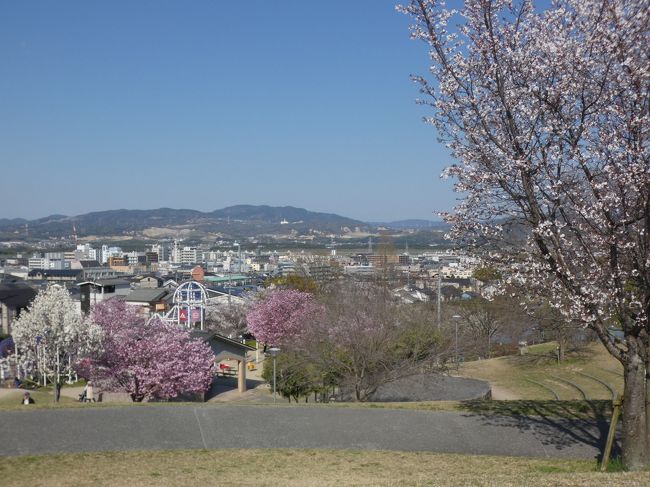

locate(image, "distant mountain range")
(0, 205), (372, 240)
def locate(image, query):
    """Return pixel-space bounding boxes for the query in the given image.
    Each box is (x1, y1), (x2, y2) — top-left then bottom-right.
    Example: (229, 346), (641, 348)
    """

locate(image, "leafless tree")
(302, 282), (445, 401)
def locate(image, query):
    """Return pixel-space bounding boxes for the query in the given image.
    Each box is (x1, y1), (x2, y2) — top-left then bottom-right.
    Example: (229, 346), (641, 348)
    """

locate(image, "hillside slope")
(459, 341), (623, 400)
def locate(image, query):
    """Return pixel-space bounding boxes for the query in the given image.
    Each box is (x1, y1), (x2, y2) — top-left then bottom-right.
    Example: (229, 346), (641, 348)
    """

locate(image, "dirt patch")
(489, 384), (520, 400)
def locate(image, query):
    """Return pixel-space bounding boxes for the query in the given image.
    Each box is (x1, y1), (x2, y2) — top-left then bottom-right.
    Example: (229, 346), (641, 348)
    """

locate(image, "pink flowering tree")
(256, 283), (444, 402)
(246, 289), (322, 346)
(401, 0), (650, 469)
(88, 300), (214, 402)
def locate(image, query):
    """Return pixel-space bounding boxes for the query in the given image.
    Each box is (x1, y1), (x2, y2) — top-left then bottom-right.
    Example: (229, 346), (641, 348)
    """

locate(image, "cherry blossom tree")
(255, 283), (444, 402)
(12, 285), (102, 402)
(401, 0), (650, 469)
(205, 298), (250, 339)
(88, 300), (214, 402)
(245, 289), (323, 346)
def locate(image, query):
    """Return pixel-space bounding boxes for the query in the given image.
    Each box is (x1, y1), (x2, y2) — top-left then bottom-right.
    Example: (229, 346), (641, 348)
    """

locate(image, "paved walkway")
(0, 404), (615, 460)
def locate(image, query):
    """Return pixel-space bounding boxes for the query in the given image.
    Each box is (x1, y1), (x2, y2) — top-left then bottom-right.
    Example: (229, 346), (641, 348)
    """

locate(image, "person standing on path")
(84, 381), (94, 403)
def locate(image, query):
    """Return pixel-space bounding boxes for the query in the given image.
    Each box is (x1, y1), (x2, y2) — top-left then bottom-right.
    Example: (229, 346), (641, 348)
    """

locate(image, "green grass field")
(459, 341), (623, 401)
(0, 389), (79, 409)
(1, 449), (649, 487)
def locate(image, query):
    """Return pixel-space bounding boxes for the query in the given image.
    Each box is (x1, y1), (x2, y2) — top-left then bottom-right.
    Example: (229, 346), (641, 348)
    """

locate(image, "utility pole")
(437, 270), (442, 329)
(453, 315), (461, 370)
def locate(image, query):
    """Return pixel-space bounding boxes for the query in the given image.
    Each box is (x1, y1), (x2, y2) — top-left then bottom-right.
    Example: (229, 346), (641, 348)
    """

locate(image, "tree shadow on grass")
(460, 399), (620, 461)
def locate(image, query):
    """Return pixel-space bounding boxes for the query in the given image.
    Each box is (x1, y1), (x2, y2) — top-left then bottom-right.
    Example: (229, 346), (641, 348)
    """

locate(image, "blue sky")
(0, 0), (457, 222)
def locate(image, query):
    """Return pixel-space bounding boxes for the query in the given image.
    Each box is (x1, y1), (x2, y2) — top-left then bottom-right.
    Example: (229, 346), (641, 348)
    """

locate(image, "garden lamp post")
(268, 347), (280, 403)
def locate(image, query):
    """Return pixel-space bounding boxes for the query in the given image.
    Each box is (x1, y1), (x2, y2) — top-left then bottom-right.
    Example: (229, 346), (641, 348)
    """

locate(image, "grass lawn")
(0, 389), (79, 410)
(0, 383), (132, 411)
(459, 341), (623, 400)
(0, 388), (616, 422)
(1, 449), (649, 487)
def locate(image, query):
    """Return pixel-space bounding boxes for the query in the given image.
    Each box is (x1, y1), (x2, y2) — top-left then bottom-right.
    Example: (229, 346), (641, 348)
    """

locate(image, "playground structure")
(157, 280), (259, 393)
(162, 280), (209, 329)
(157, 280), (237, 331)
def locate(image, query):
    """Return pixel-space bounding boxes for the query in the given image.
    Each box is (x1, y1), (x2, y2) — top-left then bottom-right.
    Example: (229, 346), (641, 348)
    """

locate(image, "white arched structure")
(160, 280), (208, 330)
(158, 280), (235, 330)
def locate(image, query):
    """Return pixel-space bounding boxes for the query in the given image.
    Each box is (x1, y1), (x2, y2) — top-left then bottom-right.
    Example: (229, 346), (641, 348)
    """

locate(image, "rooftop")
(125, 288), (169, 303)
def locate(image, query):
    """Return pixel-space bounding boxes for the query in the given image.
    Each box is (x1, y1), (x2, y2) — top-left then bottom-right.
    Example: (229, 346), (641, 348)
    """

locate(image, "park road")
(0, 404), (613, 459)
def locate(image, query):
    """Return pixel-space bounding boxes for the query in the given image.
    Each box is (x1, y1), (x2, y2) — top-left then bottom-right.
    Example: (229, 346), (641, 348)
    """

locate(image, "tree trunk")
(646, 355), (650, 463)
(622, 352), (649, 470)
(54, 381), (62, 403)
(558, 339), (566, 362)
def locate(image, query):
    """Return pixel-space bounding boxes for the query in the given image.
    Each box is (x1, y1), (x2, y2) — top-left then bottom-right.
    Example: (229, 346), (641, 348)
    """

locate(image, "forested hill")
(0, 205), (370, 239)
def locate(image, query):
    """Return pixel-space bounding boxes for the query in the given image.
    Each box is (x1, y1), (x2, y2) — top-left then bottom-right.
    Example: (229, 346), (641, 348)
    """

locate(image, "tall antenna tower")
(404, 239), (409, 255)
(72, 222), (78, 245)
(368, 236), (373, 254)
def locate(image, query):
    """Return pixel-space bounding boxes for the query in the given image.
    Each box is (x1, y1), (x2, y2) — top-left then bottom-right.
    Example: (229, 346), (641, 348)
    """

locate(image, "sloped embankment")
(362, 374), (491, 402)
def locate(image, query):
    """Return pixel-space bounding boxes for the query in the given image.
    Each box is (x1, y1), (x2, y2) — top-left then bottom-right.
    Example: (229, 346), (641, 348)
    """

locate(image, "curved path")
(0, 404), (614, 460)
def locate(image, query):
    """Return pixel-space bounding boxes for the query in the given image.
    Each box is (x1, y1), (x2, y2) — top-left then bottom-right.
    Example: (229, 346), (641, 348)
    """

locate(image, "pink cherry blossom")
(246, 289), (323, 346)
(89, 300), (214, 402)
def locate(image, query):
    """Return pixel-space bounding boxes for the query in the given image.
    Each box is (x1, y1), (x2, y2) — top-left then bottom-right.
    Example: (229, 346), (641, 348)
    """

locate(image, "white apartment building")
(182, 247), (198, 265)
(150, 244), (169, 262)
(171, 244), (199, 265)
(28, 256), (69, 270)
(75, 244), (97, 261)
(202, 250), (222, 262)
(101, 245), (123, 264)
(28, 257), (47, 270)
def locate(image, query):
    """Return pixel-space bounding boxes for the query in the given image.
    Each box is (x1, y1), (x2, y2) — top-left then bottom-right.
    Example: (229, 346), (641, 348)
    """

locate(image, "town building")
(0, 283), (37, 335)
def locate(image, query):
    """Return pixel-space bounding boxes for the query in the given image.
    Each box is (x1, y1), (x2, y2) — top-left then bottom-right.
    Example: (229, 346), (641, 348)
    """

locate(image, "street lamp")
(267, 347), (280, 403)
(452, 315), (462, 370)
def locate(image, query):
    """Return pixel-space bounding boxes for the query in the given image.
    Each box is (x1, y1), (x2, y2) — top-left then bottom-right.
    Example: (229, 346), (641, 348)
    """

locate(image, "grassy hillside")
(459, 341), (623, 401)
